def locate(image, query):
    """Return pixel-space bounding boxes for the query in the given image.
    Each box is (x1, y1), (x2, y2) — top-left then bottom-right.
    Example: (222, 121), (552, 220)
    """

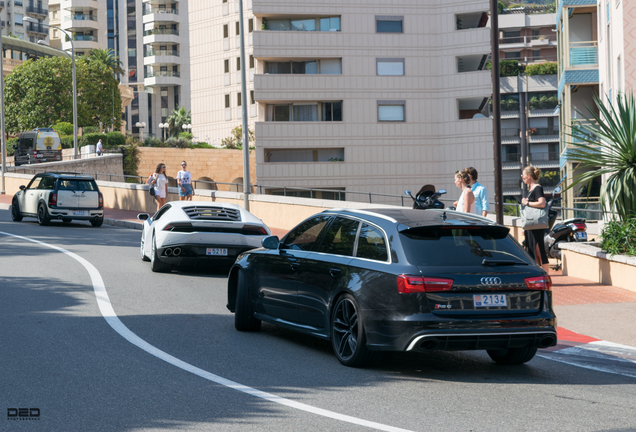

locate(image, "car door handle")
(329, 268), (341, 277)
(290, 263), (300, 271)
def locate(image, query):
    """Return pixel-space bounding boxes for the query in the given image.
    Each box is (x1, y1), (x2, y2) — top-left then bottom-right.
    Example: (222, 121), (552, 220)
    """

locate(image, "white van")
(14, 128), (63, 166)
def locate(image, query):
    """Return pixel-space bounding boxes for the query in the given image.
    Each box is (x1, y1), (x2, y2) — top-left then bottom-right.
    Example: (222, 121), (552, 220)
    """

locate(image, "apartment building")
(48, 0), (190, 137)
(189, 0), (494, 204)
(496, 6), (560, 201)
(0, 0), (49, 50)
(556, 0), (600, 219)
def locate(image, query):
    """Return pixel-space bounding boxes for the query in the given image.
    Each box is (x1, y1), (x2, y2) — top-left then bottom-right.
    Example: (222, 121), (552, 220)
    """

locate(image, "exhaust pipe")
(539, 335), (556, 348)
(172, 247), (182, 256)
(419, 338), (439, 351)
(164, 248), (173, 256)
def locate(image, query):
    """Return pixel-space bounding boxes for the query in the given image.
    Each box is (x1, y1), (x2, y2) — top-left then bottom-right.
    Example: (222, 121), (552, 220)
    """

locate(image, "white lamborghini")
(138, 201), (271, 272)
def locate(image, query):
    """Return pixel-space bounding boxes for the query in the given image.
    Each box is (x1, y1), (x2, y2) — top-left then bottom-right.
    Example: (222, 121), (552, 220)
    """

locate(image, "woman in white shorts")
(177, 161), (193, 201)
(148, 163), (169, 211)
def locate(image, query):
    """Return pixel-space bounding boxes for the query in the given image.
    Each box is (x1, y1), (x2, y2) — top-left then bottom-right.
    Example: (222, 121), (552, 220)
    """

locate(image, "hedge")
(80, 133), (108, 147)
(106, 131), (126, 147)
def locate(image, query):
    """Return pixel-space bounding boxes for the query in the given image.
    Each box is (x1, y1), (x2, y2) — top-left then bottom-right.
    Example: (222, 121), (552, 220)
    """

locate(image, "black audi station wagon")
(227, 208), (556, 367)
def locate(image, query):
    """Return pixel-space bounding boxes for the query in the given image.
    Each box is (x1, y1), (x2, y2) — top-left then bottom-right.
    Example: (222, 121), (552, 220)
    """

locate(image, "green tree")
(166, 106), (192, 137)
(4, 56), (122, 134)
(566, 91), (636, 220)
(87, 48), (125, 76)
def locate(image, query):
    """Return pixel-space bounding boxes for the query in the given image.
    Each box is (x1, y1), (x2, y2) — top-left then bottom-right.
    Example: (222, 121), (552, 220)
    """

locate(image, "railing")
(26, 6), (48, 15)
(502, 180), (521, 189)
(569, 41), (598, 67)
(143, 7), (178, 15)
(26, 23), (47, 33)
(503, 153), (520, 163)
(500, 5), (555, 14)
(570, 119), (599, 143)
(499, 34), (557, 45)
(144, 28), (179, 36)
(501, 128), (520, 137)
(145, 49), (180, 57)
(14, 0), (22, 6)
(529, 152), (559, 162)
(68, 35), (98, 42)
(529, 128), (559, 136)
(145, 71), (181, 78)
(65, 15), (98, 22)
(500, 102), (520, 112)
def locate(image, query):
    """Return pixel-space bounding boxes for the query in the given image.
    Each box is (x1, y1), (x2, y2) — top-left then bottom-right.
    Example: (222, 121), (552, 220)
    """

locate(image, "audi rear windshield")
(399, 226), (532, 267)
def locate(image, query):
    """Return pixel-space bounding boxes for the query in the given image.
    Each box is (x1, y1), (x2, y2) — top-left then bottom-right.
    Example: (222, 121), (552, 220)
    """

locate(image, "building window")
(266, 59), (340, 75)
(273, 105), (290, 121)
(222, 0), (227, 3)
(322, 102), (342, 121)
(225, 94), (230, 108)
(237, 92), (242, 106)
(224, 59), (229, 73)
(320, 17), (340, 31)
(236, 57), (241, 71)
(376, 16), (403, 33)
(377, 58), (404, 75)
(223, 24), (228, 38)
(248, 18), (253, 33)
(505, 51), (521, 59)
(378, 101), (405, 122)
(236, 21), (240, 36)
(249, 55), (254, 68)
(250, 90), (255, 104)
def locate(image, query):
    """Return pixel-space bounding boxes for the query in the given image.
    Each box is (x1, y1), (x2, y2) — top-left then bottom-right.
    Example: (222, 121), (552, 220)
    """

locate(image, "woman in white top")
(148, 163), (169, 211)
(176, 160), (193, 201)
(454, 169), (477, 214)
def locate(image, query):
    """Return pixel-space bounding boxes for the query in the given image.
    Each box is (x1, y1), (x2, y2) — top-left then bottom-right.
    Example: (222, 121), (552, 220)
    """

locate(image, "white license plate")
(72, 210), (87, 216)
(576, 231), (587, 240)
(206, 248), (228, 256)
(474, 294), (507, 307)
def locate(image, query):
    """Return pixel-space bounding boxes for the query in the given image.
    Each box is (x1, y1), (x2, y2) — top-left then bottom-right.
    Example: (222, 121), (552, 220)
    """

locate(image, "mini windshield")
(399, 226), (532, 267)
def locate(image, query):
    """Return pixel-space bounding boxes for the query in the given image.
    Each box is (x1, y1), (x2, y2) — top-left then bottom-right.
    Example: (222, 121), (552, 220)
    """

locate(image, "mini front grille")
(182, 206), (241, 221)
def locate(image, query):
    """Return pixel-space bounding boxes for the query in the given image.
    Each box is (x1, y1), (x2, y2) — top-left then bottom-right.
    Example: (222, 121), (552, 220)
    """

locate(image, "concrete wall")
(137, 147), (256, 190)
(561, 243), (636, 293)
(7, 154), (124, 180)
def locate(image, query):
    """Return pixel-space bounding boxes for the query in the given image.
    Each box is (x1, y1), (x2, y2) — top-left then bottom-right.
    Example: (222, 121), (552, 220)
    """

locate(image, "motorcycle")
(405, 185), (446, 210)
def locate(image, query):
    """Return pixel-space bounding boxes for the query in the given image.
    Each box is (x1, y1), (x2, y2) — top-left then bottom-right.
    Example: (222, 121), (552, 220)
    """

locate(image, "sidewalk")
(2, 192), (635, 349)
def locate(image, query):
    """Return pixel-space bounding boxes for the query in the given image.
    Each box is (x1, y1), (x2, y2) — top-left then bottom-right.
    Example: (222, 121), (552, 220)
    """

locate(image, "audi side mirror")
(262, 236), (280, 250)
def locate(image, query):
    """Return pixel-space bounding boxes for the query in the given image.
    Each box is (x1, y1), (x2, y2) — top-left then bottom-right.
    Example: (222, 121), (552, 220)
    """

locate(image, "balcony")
(61, 0), (97, 9)
(569, 41), (598, 67)
(64, 34), (99, 50)
(253, 30), (343, 53)
(26, 23), (48, 37)
(0, 2), (4, 11)
(144, 70), (182, 86)
(499, 34), (557, 48)
(529, 151), (559, 166)
(64, 14), (99, 31)
(529, 128), (559, 142)
(144, 49), (180, 66)
(143, 28), (180, 45)
(143, 7), (179, 24)
(26, 6), (48, 19)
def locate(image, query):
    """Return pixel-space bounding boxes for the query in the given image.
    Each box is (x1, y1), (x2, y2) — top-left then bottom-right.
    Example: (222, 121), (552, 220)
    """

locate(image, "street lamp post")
(135, 122), (146, 143)
(29, 18), (78, 160)
(1, 35), (6, 195)
(181, 124), (192, 135)
(159, 123), (168, 142)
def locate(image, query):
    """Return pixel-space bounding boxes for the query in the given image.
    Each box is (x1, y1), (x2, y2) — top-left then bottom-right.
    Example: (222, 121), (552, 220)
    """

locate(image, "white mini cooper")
(11, 172), (104, 227)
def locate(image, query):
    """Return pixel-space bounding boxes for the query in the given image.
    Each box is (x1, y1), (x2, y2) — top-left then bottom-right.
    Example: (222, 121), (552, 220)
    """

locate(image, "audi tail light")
(48, 192), (57, 207)
(524, 275), (552, 291)
(397, 275), (453, 294)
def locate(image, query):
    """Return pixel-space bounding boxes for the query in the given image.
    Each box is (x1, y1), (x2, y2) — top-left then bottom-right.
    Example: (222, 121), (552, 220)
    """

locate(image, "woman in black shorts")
(521, 166), (549, 272)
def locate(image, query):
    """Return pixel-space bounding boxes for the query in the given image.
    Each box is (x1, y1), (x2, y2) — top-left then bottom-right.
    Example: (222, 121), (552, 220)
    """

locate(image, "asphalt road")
(2, 209), (636, 432)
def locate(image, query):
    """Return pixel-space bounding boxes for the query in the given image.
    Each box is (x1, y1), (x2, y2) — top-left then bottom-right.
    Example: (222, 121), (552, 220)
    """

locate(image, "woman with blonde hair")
(454, 169), (477, 214)
(521, 165), (549, 272)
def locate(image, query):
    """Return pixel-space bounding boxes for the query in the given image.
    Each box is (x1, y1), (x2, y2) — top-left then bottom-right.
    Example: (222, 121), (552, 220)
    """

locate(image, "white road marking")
(0, 231), (412, 432)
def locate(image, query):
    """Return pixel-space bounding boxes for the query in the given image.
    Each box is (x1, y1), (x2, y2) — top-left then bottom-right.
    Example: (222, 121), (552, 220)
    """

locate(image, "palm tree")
(166, 106), (191, 137)
(87, 48), (125, 76)
(567, 91), (636, 220)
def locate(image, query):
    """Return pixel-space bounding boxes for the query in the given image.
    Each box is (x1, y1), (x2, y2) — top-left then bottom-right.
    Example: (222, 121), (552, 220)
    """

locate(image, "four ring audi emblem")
(480, 277), (502, 285)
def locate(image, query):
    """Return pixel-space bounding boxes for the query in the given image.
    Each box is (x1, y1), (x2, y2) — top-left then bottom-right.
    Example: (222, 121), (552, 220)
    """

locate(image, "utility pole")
(490, 0), (503, 224)
(238, 0), (250, 211)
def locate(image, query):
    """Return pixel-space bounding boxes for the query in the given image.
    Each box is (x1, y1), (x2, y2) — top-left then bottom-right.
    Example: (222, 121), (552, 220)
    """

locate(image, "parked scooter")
(405, 185), (446, 210)
(542, 186), (588, 269)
